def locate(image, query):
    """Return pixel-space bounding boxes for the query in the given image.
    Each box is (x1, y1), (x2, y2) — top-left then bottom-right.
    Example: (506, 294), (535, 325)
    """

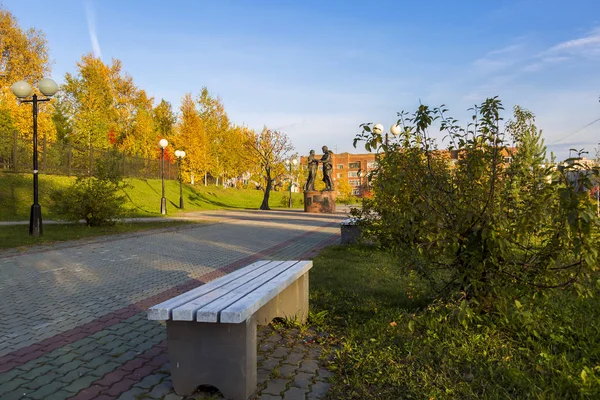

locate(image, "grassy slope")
(0, 173), (303, 221)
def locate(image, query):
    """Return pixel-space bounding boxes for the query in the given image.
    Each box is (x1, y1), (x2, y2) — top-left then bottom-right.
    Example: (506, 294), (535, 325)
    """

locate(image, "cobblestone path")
(0, 209), (344, 399)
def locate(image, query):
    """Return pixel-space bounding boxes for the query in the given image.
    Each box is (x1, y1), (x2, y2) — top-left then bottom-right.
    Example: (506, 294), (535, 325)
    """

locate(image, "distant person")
(304, 150), (318, 192)
(320, 146), (333, 191)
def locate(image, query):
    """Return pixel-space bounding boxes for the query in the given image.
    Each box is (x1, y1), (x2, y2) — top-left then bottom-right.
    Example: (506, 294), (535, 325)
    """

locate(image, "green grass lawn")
(0, 221), (198, 250)
(0, 172), (303, 221)
(310, 245), (600, 399)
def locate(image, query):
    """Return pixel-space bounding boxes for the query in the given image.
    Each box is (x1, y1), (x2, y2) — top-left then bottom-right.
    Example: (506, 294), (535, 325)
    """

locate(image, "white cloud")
(85, 1), (102, 59)
(545, 27), (600, 56)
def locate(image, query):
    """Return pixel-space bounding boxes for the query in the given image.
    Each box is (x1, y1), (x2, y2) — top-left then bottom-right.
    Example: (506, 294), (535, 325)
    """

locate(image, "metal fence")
(0, 131), (179, 180)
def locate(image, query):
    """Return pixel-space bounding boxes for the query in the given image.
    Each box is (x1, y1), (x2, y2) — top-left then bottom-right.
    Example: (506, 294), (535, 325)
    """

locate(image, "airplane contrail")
(85, 1), (102, 59)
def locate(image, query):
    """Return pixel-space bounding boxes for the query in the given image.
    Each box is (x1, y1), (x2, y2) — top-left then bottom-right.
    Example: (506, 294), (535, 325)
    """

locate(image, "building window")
(504, 157), (512, 163)
(352, 188), (362, 195)
(337, 164), (344, 169)
(349, 180), (360, 186)
(367, 161), (378, 169)
(349, 162), (361, 169)
(337, 173), (342, 179)
(348, 171), (358, 178)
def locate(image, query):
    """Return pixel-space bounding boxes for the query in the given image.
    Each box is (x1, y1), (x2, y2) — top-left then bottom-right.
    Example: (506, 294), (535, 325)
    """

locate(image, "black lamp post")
(174, 150), (186, 209)
(284, 158), (298, 208)
(11, 79), (59, 237)
(158, 138), (169, 214)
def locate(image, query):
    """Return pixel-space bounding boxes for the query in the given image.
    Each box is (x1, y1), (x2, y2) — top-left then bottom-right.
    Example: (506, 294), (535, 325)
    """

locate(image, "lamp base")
(29, 204), (43, 237)
(179, 197), (184, 210)
(161, 197), (167, 215)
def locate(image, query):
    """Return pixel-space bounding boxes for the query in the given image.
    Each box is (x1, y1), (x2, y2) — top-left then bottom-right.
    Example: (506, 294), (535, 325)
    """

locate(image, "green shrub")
(51, 177), (126, 226)
(51, 148), (127, 226)
(353, 98), (599, 300)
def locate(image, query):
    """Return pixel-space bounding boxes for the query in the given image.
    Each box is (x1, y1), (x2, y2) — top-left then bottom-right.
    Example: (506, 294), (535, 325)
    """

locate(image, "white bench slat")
(220, 260), (312, 323)
(196, 261), (300, 323)
(171, 260), (287, 321)
(147, 260), (272, 320)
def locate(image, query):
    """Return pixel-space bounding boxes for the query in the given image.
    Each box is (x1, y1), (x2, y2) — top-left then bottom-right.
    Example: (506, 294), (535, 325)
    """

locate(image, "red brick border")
(0, 221), (340, 373)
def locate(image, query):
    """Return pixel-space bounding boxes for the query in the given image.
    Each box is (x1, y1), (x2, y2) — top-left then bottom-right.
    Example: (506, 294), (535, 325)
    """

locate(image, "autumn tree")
(197, 87), (231, 185)
(177, 93), (207, 184)
(62, 54), (118, 149)
(0, 6), (55, 143)
(246, 127), (294, 210)
(153, 99), (176, 141)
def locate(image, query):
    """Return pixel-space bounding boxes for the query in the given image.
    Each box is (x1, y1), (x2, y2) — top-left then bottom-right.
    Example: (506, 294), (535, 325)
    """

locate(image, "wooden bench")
(147, 260), (313, 400)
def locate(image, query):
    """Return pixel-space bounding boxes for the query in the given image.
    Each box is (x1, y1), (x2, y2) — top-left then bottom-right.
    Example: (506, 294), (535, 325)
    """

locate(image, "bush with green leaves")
(51, 149), (127, 226)
(353, 97), (598, 300)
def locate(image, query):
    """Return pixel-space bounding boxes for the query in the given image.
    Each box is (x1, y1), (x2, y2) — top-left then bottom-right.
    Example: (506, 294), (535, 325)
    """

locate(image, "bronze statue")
(320, 146), (333, 191)
(304, 150), (318, 191)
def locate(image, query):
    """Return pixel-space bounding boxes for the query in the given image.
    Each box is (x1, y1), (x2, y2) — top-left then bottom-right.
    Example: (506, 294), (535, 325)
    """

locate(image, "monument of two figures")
(303, 146), (336, 213)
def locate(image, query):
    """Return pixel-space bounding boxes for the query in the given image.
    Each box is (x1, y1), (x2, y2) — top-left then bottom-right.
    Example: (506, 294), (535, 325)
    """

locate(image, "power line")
(549, 117), (600, 145)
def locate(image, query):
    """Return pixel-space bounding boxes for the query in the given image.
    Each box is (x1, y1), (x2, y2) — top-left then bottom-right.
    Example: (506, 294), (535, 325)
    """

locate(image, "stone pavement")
(0, 209), (345, 400)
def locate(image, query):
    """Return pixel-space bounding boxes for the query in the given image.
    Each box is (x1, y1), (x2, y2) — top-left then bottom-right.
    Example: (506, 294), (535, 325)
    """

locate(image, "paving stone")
(47, 352), (79, 366)
(298, 360), (319, 374)
(27, 380), (67, 400)
(87, 361), (120, 378)
(265, 334), (283, 344)
(113, 350), (138, 364)
(45, 390), (73, 400)
(316, 368), (333, 381)
(306, 381), (331, 400)
(258, 395), (282, 400)
(146, 380), (173, 398)
(257, 368), (271, 384)
(261, 358), (282, 371)
(0, 368), (23, 385)
(87, 356), (116, 369)
(21, 372), (61, 391)
(62, 374), (101, 394)
(19, 364), (56, 380)
(0, 378), (28, 397)
(278, 364), (298, 378)
(116, 386), (147, 400)
(283, 387), (308, 400)
(134, 373), (165, 389)
(262, 379), (288, 396)
(282, 352), (305, 366)
(0, 389), (31, 400)
(271, 347), (292, 359)
(290, 372), (314, 390)
(102, 378), (138, 397)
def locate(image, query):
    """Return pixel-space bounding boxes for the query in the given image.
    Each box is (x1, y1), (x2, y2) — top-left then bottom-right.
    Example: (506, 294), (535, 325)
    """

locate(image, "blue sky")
(5, 0), (600, 160)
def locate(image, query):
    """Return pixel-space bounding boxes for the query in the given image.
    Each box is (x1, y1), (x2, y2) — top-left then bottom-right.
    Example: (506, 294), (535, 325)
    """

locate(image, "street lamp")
(158, 138), (169, 214)
(174, 150), (186, 209)
(373, 123), (401, 147)
(284, 158), (298, 208)
(11, 79), (59, 237)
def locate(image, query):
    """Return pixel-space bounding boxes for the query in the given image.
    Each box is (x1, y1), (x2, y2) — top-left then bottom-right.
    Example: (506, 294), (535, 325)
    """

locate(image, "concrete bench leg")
(255, 272), (309, 325)
(166, 314), (257, 400)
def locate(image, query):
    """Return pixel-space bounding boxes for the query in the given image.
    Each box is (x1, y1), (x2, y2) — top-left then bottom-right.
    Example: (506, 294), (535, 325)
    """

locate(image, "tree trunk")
(260, 178), (272, 210)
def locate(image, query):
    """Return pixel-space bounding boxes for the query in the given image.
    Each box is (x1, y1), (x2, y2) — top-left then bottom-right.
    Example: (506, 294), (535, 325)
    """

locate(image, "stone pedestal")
(304, 191), (336, 213)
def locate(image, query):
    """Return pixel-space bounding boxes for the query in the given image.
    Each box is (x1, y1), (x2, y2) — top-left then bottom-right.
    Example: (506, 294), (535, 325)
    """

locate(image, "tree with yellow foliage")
(0, 6), (55, 143)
